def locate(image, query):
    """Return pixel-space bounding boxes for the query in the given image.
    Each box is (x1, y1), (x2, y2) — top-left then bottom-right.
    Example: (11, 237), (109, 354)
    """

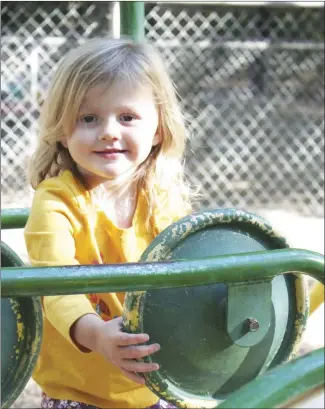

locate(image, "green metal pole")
(217, 347), (325, 409)
(1, 249), (324, 297)
(1, 208), (30, 229)
(119, 1), (145, 41)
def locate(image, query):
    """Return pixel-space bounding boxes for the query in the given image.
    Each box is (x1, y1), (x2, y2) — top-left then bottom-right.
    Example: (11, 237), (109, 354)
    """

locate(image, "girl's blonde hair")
(29, 37), (194, 226)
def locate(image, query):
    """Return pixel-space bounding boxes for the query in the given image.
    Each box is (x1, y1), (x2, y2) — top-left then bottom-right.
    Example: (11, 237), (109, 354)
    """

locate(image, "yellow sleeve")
(153, 187), (192, 234)
(24, 185), (98, 350)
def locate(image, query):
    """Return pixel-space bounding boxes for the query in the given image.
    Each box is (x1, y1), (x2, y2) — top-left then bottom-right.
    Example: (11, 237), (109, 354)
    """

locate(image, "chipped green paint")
(9, 299), (25, 342)
(123, 291), (145, 333)
(1, 296), (43, 409)
(143, 208), (288, 262)
(123, 208), (315, 408)
(1, 241), (43, 409)
(288, 275), (309, 361)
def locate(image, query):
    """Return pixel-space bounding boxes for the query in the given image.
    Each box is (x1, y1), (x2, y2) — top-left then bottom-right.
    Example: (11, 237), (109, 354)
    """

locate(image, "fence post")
(119, 1), (145, 41)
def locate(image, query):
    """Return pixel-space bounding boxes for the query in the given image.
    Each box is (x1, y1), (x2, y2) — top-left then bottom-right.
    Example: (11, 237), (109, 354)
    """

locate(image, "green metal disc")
(123, 209), (308, 408)
(1, 241), (43, 409)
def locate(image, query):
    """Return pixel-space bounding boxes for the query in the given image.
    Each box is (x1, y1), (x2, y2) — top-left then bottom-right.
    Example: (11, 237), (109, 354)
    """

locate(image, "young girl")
(24, 38), (193, 409)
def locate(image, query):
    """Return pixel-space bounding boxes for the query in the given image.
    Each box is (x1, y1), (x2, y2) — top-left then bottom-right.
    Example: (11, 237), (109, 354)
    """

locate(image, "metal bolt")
(246, 318), (259, 332)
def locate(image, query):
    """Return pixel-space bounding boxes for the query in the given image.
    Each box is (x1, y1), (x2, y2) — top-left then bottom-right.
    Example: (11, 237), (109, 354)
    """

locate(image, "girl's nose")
(99, 118), (121, 141)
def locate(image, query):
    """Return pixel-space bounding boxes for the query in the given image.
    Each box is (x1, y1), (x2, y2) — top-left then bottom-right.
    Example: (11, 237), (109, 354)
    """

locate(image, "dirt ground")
(2, 209), (324, 408)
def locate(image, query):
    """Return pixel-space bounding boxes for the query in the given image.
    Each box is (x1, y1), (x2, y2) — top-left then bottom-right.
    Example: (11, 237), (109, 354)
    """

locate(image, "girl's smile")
(62, 80), (161, 187)
(93, 148), (129, 160)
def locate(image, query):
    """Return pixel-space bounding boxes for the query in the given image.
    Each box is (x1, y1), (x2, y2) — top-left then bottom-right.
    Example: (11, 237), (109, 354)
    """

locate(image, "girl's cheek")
(77, 127), (98, 140)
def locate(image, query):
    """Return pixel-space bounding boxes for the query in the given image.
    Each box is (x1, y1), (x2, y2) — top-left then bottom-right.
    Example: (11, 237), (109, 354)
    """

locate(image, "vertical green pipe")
(119, 1), (145, 41)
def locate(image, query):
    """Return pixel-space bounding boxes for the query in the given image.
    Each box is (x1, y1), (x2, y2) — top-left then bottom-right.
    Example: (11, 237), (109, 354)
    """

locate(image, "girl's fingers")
(120, 368), (146, 385)
(119, 343), (160, 359)
(121, 360), (160, 373)
(117, 332), (150, 346)
(112, 317), (151, 346)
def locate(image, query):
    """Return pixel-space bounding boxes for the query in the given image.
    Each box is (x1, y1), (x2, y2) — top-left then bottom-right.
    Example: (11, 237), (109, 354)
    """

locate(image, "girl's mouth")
(95, 149), (127, 154)
(94, 149), (128, 159)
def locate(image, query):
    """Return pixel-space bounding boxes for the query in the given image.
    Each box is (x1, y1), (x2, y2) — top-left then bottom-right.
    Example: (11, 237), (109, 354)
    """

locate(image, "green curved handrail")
(1, 248), (324, 297)
(218, 347), (324, 408)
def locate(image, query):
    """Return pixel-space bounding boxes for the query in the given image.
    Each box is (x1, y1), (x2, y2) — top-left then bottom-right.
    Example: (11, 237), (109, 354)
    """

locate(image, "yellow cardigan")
(24, 170), (185, 408)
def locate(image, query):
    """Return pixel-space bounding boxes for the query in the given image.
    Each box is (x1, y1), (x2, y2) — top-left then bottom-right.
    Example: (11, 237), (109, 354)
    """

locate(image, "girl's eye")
(120, 114), (136, 123)
(80, 115), (99, 124)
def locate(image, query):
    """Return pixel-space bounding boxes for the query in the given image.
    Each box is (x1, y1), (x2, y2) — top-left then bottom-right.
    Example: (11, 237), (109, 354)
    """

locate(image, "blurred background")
(1, 1), (324, 407)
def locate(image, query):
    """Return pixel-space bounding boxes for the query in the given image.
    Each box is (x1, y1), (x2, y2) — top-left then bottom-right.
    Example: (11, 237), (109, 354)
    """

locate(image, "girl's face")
(62, 80), (160, 187)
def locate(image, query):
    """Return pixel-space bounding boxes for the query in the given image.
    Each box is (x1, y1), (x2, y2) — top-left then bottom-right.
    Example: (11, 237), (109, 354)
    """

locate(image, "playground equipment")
(1, 207), (324, 409)
(1, 3), (324, 407)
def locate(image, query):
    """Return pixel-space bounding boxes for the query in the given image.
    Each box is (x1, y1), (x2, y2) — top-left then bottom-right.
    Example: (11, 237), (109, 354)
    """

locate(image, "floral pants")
(41, 393), (176, 409)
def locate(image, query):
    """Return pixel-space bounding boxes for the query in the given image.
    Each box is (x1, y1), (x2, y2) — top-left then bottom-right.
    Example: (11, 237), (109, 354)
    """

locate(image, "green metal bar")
(217, 347), (324, 408)
(1, 208), (29, 229)
(119, 1), (145, 41)
(1, 249), (324, 297)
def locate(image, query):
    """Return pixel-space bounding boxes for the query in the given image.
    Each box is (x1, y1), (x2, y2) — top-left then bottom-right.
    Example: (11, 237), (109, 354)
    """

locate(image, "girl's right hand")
(71, 314), (160, 384)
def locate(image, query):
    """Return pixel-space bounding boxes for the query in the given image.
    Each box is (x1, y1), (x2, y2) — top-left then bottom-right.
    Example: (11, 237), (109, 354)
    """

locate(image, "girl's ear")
(152, 123), (162, 146)
(60, 136), (68, 148)
(152, 132), (162, 147)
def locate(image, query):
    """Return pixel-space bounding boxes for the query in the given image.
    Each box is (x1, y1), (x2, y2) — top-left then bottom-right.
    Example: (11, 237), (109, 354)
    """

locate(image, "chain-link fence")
(145, 2), (324, 216)
(1, 1), (324, 216)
